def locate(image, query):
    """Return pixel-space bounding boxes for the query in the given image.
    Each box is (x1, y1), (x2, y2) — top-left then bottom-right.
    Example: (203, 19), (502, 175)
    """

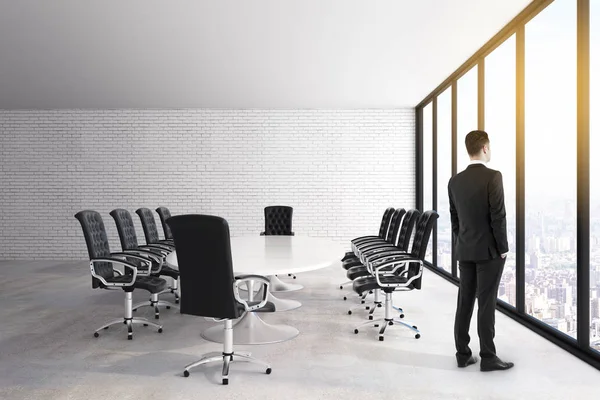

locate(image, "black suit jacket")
(448, 163), (509, 262)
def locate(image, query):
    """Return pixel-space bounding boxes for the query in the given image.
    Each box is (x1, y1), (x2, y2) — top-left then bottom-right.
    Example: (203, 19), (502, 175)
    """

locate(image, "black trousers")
(454, 257), (505, 362)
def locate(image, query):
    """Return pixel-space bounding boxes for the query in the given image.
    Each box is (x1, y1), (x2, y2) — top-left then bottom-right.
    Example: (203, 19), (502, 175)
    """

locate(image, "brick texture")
(0, 109), (415, 259)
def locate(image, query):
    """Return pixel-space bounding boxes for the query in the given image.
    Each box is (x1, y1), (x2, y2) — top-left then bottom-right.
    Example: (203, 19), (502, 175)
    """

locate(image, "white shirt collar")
(469, 160), (487, 166)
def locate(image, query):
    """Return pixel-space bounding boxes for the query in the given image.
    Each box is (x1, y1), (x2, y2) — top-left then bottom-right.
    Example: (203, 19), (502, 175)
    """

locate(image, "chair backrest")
(136, 207), (161, 244)
(109, 209), (140, 251)
(167, 214), (242, 319)
(263, 206), (293, 235)
(396, 209), (420, 251)
(74, 210), (114, 289)
(385, 208), (406, 243)
(408, 210), (439, 289)
(379, 207), (395, 239)
(155, 206), (173, 240)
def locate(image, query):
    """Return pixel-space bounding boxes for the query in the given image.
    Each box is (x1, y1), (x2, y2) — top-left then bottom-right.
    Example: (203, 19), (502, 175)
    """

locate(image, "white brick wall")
(0, 109), (415, 260)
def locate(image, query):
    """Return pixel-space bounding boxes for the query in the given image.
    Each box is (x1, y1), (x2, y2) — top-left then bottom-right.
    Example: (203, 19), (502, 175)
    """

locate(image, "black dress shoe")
(457, 356), (478, 368)
(480, 358), (514, 372)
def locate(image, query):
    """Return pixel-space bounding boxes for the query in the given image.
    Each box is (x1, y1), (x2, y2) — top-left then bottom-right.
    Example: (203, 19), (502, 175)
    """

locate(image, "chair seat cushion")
(352, 275), (413, 294)
(156, 265), (179, 278)
(346, 265), (370, 281)
(104, 275), (168, 293)
(342, 258), (362, 270)
(236, 300), (276, 314)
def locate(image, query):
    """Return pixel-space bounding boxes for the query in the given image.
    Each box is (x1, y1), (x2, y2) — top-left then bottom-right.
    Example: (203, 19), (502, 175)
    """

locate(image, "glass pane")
(524, 0), (577, 338)
(423, 103), (433, 262)
(590, 0), (600, 352)
(485, 35), (517, 307)
(437, 89), (452, 273)
(457, 66), (479, 173)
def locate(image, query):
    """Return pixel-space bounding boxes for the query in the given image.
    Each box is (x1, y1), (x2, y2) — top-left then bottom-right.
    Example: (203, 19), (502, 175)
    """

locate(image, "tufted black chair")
(345, 209), (421, 319)
(260, 205), (298, 282)
(136, 207), (175, 250)
(110, 209), (180, 311)
(351, 210), (438, 341)
(155, 206), (173, 241)
(74, 210), (166, 340)
(261, 206), (294, 236)
(341, 207), (395, 263)
(167, 214), (275, 385)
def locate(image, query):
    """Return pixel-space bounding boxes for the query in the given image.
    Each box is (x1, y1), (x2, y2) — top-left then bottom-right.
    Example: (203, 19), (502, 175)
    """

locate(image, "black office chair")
(341, 207), (395, 263)
(352, 210), (438, 341)
(346, 209), (420, 319)
(136, 207), (175, 250)
(155, 206), (173, 241)
(167, 214), (275, 385)
(74, 210), (165, 340)
(110, 208), (180, 311)
(260, 205), (297, 281)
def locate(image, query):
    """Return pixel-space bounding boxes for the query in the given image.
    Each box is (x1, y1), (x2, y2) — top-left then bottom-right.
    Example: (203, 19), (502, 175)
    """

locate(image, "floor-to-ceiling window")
(456, 66), (478, 173)
(485, 35), (517, 307)
(437, 89), (452, 273)
(524, 0), (577, 338)
(423, 103), (433, 262)
(590, 0), (600, 352)
(416, 0), (600, 370)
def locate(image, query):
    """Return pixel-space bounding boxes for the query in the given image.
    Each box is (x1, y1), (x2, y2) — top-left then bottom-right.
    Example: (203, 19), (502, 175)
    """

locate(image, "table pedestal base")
(267, 291), (301, 311)
(201, 312), (299, 345)
(269, 275), (303, 292)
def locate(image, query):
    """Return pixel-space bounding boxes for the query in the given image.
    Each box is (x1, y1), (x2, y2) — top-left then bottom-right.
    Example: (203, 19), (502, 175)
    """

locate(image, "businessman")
(448, 130), (514, 372)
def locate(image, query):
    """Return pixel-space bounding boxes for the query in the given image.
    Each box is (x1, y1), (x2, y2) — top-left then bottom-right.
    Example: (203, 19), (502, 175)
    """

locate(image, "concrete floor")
(0, 260), (598, 400)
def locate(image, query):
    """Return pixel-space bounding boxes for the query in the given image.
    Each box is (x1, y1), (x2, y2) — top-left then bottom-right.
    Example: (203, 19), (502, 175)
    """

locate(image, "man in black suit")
(448, 130), (514, 372)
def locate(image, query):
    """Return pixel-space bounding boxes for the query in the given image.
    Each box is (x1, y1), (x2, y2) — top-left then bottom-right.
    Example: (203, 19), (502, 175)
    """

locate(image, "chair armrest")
(90, 257), (138, 286)
(233, 275), (270, 311)
(117, 249), (163, 273)
(373, 259), (423, 288)
(138, 245), (169, 257)
(364, 250), (410, 264)
(144, 243), (174, 253)
(110, 252), (154, 275)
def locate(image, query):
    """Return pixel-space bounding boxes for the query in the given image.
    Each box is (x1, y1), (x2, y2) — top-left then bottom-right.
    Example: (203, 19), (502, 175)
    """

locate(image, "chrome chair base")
(353, 292), (419, 340)
(132, 292), (180, 319)
(94, 292), (164, 340)
(184, 320), (272, 385)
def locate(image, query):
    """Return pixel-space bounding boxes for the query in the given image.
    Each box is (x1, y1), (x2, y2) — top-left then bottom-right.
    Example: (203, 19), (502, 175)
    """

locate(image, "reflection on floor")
(0, 260), (598, 400)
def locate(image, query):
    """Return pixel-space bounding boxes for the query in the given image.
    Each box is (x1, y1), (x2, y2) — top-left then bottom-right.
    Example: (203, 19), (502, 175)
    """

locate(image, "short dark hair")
(465, 130), (489, 156)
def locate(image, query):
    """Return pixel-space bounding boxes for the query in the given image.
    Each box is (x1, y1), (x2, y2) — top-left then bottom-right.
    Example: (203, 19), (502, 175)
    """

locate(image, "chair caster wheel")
(94, 332), (99, 338)
(340, 285), (343, 290)
(175, 300), (180, 304)
(133, 309), (137, 312)
(155, 316), (159, 320)
(374, 324), (379, 327)
(222, 378), (229, 385)
(104, 326), (109, 330)
(347, 311), (352, 315)
(368, 315), (373, 320)
(293, 276), (296, 279)
(415, 334), (421, 339)
(183, 370), (190, 377)
(360, 300), (365, 304)
(377, 303), (382, 308)
(343, 297), (347, 301)
(379, 337), (384, 341)
(123, 320), (127, 324)
(166, 306), (171, 310)
(413, 326), (417, 329)
(128, 336), (132, 340)
(365, 306), (370, 310)
(158, 328), (163, 333)
(389, 321), (394, 325)
(354, 329), (359, 334)
(369, 290), (373, 294)
(400, 314), (405, 318)
(266, 368), (272, 374)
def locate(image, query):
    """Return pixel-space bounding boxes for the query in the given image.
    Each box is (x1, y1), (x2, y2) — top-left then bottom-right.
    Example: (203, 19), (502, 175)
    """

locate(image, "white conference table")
(165, 236), (343, 345)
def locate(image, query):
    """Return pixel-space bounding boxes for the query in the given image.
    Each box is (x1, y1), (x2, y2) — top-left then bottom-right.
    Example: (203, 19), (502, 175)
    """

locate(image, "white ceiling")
(0, 0), (533, 109)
